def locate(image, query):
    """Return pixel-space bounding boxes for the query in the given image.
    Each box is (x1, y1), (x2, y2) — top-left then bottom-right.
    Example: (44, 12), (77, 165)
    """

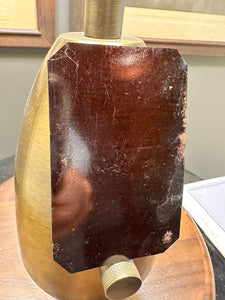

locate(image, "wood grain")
(0, 178), (215, 299)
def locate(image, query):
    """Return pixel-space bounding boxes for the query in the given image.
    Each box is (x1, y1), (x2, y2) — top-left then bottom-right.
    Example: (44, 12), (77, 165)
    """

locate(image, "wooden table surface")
(0, 177), (215, 300)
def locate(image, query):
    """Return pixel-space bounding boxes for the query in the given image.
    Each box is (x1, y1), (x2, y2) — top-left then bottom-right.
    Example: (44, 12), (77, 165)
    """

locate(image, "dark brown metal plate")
(48, 43), (187, 273)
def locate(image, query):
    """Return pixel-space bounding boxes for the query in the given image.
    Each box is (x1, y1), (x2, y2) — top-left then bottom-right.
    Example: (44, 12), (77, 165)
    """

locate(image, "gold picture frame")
(0, 0), (55, 48)
(71, 0), (225, 56)
(123, 5), (225, 56)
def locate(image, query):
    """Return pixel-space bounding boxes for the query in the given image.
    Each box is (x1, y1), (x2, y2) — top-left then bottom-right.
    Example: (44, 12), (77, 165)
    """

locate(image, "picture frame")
(71, 0), (225, 56)
(123, 4), (225, 56)
(0, 0), (55, 48)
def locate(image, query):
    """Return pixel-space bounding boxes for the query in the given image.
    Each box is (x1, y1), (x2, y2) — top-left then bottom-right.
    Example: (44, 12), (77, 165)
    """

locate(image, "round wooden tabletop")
(0, 177), (215, 300)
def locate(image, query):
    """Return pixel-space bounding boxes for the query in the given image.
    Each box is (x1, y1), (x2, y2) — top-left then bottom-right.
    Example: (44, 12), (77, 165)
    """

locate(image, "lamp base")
(0, 177), (215, 300)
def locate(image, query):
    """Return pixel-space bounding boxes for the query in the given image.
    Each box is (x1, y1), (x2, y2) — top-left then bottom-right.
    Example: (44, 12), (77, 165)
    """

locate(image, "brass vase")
(15, 1), (187, 299)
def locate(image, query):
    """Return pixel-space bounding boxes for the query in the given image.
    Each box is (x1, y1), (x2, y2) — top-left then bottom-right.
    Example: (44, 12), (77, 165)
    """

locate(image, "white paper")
(183, 176), (225, 257)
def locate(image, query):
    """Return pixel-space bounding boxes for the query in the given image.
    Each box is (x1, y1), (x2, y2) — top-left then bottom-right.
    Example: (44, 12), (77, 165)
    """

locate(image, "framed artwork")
(71, 0), (225, 56)
(124, 0), (225, 56)
(0, 0), (55, 48)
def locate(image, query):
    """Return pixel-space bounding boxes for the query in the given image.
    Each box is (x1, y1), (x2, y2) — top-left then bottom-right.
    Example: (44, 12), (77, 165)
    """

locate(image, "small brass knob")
(101, 260), (142, 300)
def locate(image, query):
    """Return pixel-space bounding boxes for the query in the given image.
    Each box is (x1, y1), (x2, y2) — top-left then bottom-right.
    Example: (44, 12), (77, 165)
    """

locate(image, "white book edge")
(182, 176), (225, 258)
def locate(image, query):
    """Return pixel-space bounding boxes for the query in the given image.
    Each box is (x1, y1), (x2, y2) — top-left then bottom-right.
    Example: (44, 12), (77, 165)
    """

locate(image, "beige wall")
(0, 0), (69, 160)
(0, 1), (224, 179)
(0, 48), (47, 159)
(184, 56), (225, 179)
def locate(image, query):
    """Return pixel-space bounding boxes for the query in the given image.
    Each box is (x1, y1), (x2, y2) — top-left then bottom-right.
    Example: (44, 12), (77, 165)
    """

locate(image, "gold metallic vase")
(15, 1), (187, 299)
(14, 1), (155, 299)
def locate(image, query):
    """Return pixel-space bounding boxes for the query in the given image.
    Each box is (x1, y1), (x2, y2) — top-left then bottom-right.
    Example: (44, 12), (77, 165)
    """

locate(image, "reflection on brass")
(15, 31), (148, 299)
(55, 32), (145, 47)
(100, 256), (142, 300)
(84, 0), (126, 39)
